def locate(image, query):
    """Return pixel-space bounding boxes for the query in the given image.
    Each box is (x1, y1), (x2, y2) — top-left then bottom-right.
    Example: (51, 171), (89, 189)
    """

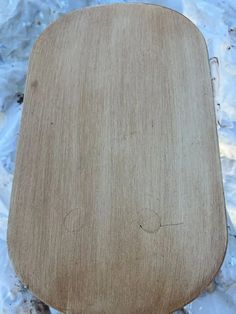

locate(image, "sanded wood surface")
(8, 4), (227, 314)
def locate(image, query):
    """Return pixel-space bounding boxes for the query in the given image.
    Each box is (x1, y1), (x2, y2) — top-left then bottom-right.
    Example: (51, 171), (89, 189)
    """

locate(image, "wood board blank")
(8, 4), (227, 314)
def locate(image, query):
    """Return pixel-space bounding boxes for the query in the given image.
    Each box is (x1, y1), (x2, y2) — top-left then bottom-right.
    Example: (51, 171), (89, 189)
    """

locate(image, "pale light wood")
(8, 4), (227, 314)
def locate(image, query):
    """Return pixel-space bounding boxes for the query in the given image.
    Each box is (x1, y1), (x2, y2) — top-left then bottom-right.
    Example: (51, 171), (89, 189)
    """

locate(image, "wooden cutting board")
(8, 4), (227, 314)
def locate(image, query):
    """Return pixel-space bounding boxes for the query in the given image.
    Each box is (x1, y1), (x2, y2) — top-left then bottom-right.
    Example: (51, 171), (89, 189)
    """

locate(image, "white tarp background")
(0, 1), (236, 313)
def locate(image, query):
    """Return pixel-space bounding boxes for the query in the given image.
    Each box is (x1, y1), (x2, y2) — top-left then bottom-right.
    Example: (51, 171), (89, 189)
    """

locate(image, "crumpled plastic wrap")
(0, 1), (235, 313)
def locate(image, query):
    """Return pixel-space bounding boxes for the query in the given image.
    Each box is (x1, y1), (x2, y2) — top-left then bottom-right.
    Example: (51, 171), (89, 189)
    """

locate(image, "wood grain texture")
(8, 4), (227, 314)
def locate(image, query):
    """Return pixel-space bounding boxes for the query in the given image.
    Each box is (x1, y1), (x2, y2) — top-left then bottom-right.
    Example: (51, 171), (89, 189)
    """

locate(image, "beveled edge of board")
(7, 3), (228, 313)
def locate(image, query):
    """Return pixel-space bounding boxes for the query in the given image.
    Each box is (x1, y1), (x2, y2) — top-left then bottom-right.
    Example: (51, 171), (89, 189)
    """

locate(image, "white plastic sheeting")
(0, 1), (235, 313)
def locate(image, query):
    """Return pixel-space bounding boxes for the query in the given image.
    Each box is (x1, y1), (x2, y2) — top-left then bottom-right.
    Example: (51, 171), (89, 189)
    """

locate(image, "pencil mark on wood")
(138, 210), (161, 233)
(63, 208), (86, 233)
(160, 222), (184, 228)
